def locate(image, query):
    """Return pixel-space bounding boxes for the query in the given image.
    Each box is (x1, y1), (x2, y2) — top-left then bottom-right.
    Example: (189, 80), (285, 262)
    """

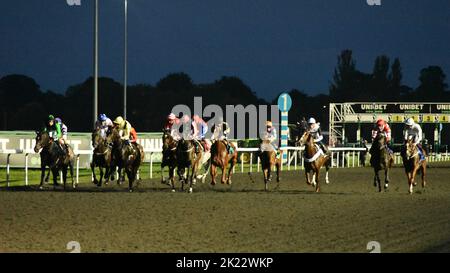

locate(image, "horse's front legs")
(39, 164), (46, 189)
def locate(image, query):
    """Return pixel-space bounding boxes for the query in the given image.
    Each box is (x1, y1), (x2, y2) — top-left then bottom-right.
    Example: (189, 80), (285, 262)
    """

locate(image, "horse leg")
(421, 162), (427, 188)
(221, 165), (227, 184)
(325, 158), (331, 184)
(39, 164), (46, 189)
(226, 162), (234, 185)
(374, 170), (381, 192)
(211, 164), (217, 185)
(189, 167), (194, 193)
(406, 172), (413, 194)
(263, 168), (269, 191)
(315, 169), (320, 193)
(69, 161), (75, 188)
(62, 166), (68, 191)
(169, 166), (176, 192)
(52, 168), (58, 190)
(373, 169), (378, 188)
(305, 169), (311, 186)
(384, 168), (389, 190)
(98, 166), (103, 187)
(45, 168), (50, 183)
(91, 161), (98, 185)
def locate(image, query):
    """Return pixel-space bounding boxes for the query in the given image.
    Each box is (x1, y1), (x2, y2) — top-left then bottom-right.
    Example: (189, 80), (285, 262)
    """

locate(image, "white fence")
(1, 147), (450, 187)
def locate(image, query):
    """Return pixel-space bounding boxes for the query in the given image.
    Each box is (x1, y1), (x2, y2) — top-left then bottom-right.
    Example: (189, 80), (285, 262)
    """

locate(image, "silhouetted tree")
(416, 66), (448, 101)
(156, 72), (193, 93)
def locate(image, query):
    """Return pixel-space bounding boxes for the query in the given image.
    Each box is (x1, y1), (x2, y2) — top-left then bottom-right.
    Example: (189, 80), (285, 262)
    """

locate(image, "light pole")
(93, 0), (99, 127)
(123, 0), (127, 119)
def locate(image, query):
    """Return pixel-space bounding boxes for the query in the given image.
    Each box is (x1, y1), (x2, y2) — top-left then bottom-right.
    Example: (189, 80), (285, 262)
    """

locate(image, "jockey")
(307, 117), (329, 154)
(43, 115), (65, 155)
(261, 121), (280, 158)
(404, 118), (426, 161)
(55, 117), (69, 154)
(95, 113), (113, 138)
(211, 116), (232, 152)
(164, 113), (181, 140)
(44, 115), (60, 139)
(113, 116), (136, 146)
(192, 114), (210, 152)
(371, 118), (393, 154)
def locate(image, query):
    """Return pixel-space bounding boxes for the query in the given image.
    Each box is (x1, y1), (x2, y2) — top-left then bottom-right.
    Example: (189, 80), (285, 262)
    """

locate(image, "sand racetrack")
(1, 166), (450, 253)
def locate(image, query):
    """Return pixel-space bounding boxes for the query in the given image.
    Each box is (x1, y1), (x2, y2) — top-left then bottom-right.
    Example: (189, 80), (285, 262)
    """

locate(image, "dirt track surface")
(1, 166), (450, 253)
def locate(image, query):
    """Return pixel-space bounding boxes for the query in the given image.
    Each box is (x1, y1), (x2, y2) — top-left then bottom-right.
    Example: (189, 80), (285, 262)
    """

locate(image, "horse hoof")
(384, 183), (389, 189)
(227, 180), (232, 185)
(39, 186), (44, 190)
(189, 188), (193, 193)
(129, 189), (133, 193)
(171, 189), (176, 193)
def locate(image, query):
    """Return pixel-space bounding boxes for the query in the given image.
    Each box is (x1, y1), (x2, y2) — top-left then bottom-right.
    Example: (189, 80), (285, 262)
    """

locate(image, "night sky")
(1, 0), (449, 100)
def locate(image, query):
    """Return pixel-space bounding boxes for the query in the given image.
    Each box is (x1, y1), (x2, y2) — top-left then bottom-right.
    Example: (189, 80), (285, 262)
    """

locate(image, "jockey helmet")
(307, 117), (316, 124)
(266, 121), (273, 127)
(55, 117), (62, 124)
(376, 119), (385, 126)
(114, 116), (124, 126)
(48, 114), (55, 121)
(167, 113), (176, 121)
(99, 114), (107, 122)
(405, 118), (414, 126)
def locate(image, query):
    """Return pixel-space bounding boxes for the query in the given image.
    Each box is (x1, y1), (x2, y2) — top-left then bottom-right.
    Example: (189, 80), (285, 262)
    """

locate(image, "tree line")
(0, 49), (449, 133)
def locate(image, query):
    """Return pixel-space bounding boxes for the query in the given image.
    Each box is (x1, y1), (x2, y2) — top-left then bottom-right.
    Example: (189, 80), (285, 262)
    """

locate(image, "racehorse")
(210, 140), (237, 185)
(107, 127), (144, 192)
(298, 130), (331, 192)
(176, 138), (210, 193)
(258, 139), (281, 191)
(401, 137), (427, 194)
(161, 129), (179, 192)
(370, 132), (394, 192)
(91, 128), (112, 187)
(34, 130), (75, 190)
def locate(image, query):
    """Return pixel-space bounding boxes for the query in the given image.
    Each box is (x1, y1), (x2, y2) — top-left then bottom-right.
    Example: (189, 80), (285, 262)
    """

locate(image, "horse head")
(162, 129), (176, 150)
(405, 137), (418, 160)
(91, 128), (105, 149)
(34, 130), (50, 153)
(298, 130), (312, 147)
(375, 132), (387, 150)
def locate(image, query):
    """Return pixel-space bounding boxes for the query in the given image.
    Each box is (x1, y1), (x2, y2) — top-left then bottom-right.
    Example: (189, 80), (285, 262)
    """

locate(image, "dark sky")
(1, 0), (449, 100)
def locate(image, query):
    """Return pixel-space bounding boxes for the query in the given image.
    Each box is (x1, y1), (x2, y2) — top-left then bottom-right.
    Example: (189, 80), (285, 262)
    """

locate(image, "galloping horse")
(161, 129), (179, 191)
(401, 138), (427, 194)
(91, 128), (112, 187)
(108, 127), (144, 192)
(210, 140), (237, 185)
(34, 130), (75, 190)
(176, 139), (210, 193)
(258, 139), (281, 191)
(370, 132), (394, 192)
(298, 130), (331, 192)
